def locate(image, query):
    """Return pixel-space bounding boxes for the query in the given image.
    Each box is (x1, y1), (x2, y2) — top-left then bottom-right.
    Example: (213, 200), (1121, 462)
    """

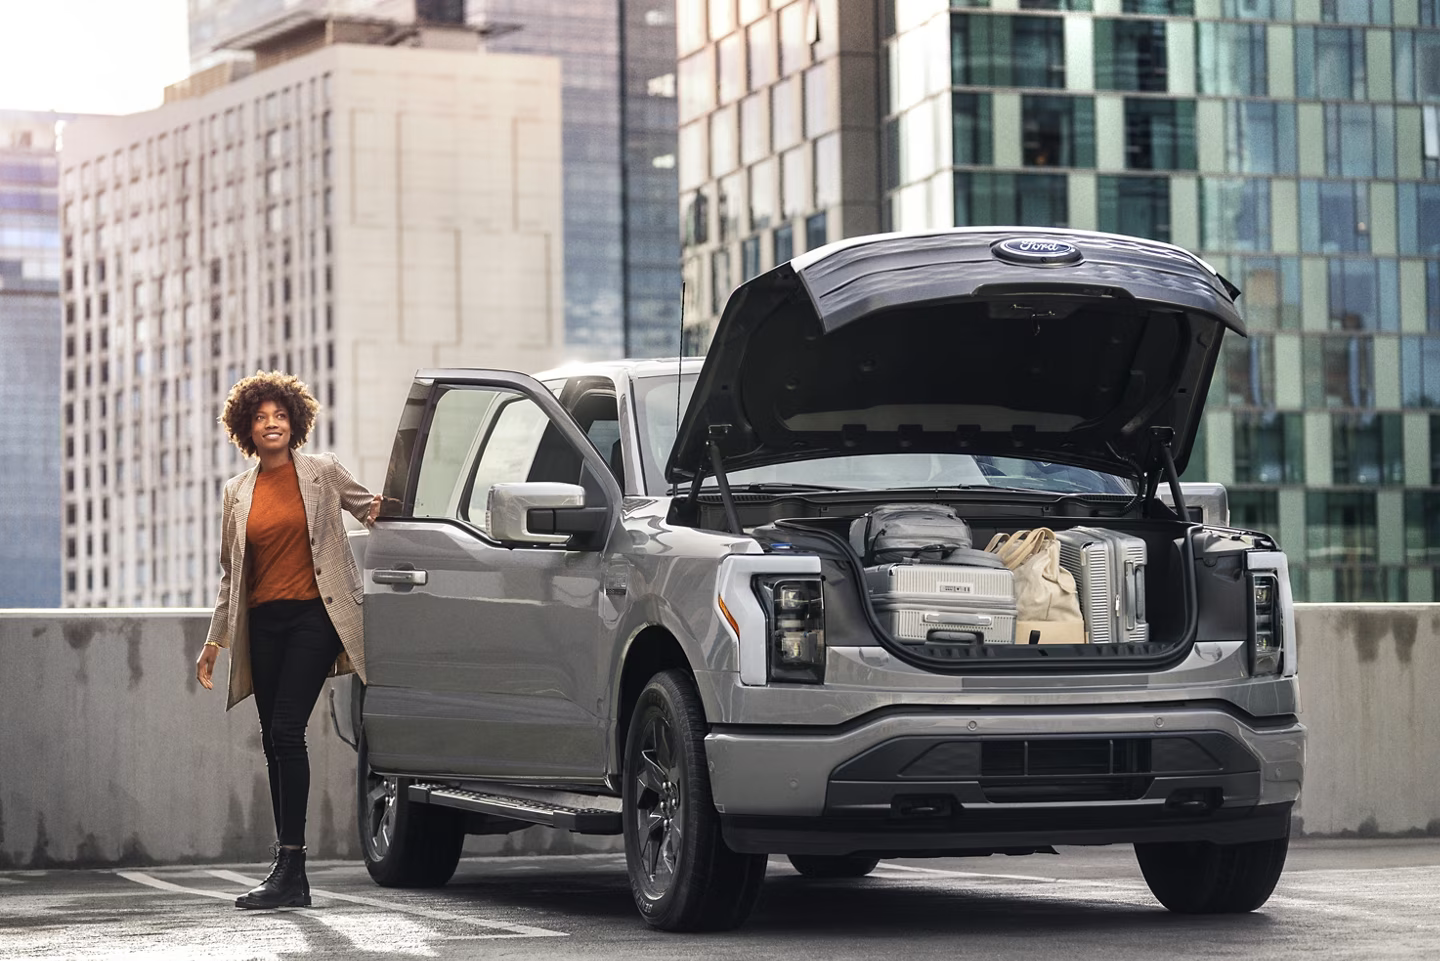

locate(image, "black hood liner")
(667, 229), (1242, 483)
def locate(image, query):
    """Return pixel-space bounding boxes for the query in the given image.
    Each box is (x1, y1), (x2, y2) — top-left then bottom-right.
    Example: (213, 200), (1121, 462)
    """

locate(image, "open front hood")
(665, 228), (1246, 484)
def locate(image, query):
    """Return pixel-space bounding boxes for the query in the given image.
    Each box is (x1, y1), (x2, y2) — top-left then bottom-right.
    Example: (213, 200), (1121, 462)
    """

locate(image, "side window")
(569, 391), (624, 488)
(411, 387), (505, 519)
(409, 383), (607, 535)
(465, 397), (551, 526)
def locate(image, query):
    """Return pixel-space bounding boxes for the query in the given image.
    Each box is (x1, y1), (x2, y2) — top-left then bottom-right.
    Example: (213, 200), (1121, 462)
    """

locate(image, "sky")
(0, 0), (192, 117)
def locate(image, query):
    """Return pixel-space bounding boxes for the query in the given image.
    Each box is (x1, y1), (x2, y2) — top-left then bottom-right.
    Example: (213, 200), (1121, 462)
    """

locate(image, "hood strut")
(688, 425), (743, 535)
(1154, 426), (1188, 520)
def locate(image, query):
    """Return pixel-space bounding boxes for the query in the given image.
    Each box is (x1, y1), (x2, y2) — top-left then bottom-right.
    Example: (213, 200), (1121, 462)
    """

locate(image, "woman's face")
(251, 399), (292, 456)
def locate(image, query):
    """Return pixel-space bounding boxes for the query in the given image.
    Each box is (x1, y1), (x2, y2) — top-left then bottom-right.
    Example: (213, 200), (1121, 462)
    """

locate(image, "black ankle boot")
(235, 845), (311, 909)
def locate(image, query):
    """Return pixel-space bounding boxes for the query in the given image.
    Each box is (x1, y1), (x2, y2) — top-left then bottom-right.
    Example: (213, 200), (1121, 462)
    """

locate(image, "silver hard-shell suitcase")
(866, 562), (1017, 644)
(1054, 527), (1148, 644)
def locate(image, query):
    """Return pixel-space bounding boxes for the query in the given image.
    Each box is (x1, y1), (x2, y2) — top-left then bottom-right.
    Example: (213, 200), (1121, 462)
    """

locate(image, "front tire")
(622, 670), (767, 931)
(1134, 832), (1290, 913)
(787, 854), (880, 879)
(357, 727), (465, 888)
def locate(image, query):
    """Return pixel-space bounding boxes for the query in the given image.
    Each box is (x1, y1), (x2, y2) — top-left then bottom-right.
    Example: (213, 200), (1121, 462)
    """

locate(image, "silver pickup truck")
(331, 227), (1303, 932)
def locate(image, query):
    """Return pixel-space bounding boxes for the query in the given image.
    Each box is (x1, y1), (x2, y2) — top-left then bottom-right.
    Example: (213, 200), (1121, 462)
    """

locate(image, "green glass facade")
(878, 0), (1440, 601)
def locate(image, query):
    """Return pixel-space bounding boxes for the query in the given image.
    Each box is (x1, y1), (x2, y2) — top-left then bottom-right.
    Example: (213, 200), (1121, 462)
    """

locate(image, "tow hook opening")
(1165, 787), (1224, 814)
(891, 794), (957, 820)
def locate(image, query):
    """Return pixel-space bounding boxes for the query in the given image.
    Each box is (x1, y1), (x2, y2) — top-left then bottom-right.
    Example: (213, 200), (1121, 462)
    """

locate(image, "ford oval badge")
(992, 237), (1084, 267)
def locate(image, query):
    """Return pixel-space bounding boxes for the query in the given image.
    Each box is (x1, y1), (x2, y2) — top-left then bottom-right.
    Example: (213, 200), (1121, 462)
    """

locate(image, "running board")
(409, 783), (623, 835)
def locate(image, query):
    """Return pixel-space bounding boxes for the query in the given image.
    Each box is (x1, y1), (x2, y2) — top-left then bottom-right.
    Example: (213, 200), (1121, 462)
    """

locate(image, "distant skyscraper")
(677, 0), (1440, 603)
(0, 111), (74, 608)
(59, 18), (563, 607)
(188, 0), (682, 359)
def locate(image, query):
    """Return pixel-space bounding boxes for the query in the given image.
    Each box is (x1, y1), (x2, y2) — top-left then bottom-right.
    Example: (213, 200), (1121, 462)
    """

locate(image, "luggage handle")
(926, 628), (985, 644)
(921, 612), (994, 627)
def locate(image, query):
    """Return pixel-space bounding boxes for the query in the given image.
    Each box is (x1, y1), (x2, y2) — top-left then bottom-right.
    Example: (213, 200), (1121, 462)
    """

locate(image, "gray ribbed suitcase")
(1054, 527), (1148, 644)
(866, 562), (1017, 644)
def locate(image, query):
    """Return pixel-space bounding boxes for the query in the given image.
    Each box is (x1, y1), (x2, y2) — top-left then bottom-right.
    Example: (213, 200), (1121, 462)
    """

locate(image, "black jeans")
(249, 597), (343, 848)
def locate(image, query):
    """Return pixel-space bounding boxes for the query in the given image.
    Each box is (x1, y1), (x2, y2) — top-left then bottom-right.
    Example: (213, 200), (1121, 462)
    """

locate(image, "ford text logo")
(993, 237), (1084, 266)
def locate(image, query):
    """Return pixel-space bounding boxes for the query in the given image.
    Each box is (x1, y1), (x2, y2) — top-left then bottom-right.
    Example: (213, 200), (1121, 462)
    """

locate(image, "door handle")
(372, 569), (428, 586)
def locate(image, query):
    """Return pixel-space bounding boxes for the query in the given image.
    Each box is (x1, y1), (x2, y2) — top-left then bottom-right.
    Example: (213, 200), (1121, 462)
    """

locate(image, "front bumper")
(705, 705), (1304, 855)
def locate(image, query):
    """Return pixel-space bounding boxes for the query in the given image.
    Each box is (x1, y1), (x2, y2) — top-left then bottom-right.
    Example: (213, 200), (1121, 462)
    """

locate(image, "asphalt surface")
(2, 839), (1438, 959)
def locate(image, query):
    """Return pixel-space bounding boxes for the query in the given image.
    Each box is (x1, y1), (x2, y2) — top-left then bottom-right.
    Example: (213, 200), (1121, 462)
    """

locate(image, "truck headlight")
(755, 576), (825, 684)
(1249, 572), (1282, 676)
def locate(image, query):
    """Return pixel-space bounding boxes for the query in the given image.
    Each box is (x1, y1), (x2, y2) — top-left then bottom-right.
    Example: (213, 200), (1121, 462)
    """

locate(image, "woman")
(194, 371), (379, 910)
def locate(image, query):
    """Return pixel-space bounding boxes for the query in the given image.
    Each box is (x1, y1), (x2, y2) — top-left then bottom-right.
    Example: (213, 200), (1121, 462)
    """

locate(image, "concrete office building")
(58, 16), (563, 607)
(0, 112), (75, 608)
(678, 0), (1440, 602)
(189, 0), (683, 358)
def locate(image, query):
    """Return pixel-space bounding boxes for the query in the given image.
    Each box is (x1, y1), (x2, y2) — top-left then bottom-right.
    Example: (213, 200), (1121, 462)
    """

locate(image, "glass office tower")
(680, 0), (1440, 601)
(0, 111), (70, 607)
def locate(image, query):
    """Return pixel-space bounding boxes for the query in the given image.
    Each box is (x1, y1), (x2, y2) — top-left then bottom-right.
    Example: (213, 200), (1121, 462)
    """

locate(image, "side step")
(409, 783), (623, 835)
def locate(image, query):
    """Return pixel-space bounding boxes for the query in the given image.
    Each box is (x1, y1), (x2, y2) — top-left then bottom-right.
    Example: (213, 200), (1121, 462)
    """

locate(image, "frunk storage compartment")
(865, 556), (1017, 645)
(1054, 527), (1149, 644)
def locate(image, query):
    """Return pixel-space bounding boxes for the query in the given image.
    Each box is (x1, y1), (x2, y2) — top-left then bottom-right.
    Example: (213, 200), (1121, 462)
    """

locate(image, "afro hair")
(220, 370), (320, 457)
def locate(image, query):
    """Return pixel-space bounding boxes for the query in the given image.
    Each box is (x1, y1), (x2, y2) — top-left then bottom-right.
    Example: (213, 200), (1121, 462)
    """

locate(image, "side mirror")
(487, 482), (608, 547)
(1157, 482), (1230, 528)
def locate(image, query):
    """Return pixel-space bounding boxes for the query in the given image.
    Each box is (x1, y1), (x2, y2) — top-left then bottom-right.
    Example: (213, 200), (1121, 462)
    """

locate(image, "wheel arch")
(614, 625), (699, 778)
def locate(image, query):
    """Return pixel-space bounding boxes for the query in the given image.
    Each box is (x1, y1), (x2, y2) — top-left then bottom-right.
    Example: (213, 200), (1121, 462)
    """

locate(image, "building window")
(1424, 106), (1440, 179)
(1123, 0), (1193, 11)
(1404, 492), (1440, 563)
(1328, 259), (1398, 332)
(683, 190), (709, 247)
(803, 63), (833, 138)
(1019, 0), (1093, 9)
(740, 93), (769, 165)
(952, 14), (1066, 89)
(711, 248), (732, 314)
(748, 159), (776, 230)
(748, 16), (777, 89)
(1223, 335), (1276, 407)
(1428, 262), (1440, 331)
(1333, 567), (1406, 603)
(1432, 415), (1440, 483)
(1233, 256), (1302, 330)
(1332, 413), (1404, 485)
(1124, 98), (1194, 170)
(1402, 336), (1440, 407)
(1295, 27), (1366, 100)
(1324, 105), (1395, 179)
(1234, 412), (1303, 485)
(717, 33), (744, 105)
(1304, 335), (1375, 408)
(741, 236), (762, 281)
(1200, 177), (1270, 252)
(1230, 490), (1280, 538)
(1022, 95), (1095, 168)
(814, 134), (840, 208)
(805, 212), (827, 252)
(1225, 101), (1296, 175)
(678, 50), (716, 125)
(1197, 22), (1268, 96)
(1394, 30), (1440, 102)
(1300, 181), (1370, 254)
(1098, 176), (1170, 242)
(955, 172), (1068, 227)
(953, 93), (993, 167)
(1321, 0), (1390, 24)
(773, 224), (794, 264)
(1094, 19), (1168, 92)
(1306, 491), (1377, 565)
(1397, 184), (1440, 255)
(771, 76), (800, 150)
(781, 147), (807, 219)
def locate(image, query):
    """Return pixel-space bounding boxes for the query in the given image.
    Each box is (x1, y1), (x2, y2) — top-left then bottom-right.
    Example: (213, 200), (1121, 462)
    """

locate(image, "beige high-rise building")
(58, 15), (563, 607)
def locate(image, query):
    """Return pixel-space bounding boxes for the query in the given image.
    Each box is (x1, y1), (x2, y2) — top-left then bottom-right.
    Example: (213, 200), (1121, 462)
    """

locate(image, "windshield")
(635, 373), (1133, 496)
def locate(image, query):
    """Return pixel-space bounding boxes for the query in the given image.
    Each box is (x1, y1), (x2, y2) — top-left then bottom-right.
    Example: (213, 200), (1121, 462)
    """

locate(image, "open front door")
(361, 370), (621, 783)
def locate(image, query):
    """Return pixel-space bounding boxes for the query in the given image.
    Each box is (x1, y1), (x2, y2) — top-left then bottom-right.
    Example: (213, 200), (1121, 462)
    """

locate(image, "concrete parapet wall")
(1292, 604), (1440, 838)
(0, 605), (1437, 868)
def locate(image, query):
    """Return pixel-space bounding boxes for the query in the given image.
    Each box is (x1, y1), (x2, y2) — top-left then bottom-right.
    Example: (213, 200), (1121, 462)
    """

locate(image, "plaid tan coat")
(205, 450), (373, 710)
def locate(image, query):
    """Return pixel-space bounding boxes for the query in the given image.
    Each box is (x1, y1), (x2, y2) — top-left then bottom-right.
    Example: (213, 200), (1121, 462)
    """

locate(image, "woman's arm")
(329, 453), (380, 526)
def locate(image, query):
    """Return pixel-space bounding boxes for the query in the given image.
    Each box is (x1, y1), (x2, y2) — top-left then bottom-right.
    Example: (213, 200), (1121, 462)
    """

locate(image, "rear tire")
(357, 727), (465, 888)
(622, 669), (768, 931)
(1135, 832), (1289, 913)
(787, 854), (880, 879)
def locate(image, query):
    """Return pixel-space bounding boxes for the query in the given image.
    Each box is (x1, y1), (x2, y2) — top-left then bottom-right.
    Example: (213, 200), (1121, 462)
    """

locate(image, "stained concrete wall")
(1292, 604), (1440, 838)
(0, 611), (617, 868)
(1, 605), (1437, 868)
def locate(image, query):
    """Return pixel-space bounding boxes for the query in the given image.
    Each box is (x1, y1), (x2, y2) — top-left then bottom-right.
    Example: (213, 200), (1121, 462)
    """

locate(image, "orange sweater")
(246, 459), (320, 607)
